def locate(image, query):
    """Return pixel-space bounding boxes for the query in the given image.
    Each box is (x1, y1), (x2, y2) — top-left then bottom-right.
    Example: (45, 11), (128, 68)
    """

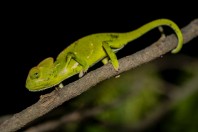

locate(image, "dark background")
(1, 3), (197, 117)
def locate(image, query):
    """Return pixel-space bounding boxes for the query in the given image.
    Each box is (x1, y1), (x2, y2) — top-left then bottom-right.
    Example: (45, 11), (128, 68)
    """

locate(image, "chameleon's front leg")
(102, 41), (119, 71)
(66, 52), (89, 77)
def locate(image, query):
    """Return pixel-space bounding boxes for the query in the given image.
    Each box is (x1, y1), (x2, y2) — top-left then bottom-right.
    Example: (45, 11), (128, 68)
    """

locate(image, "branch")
(1, 19), (198, 132)
(24, 61), (198, 132)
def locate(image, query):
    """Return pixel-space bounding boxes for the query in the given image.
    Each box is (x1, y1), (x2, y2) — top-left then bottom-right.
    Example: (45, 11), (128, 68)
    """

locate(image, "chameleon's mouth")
(25, 78), (57, 92)
(27, 86), (54, 92)
(26, 84), (45, 92)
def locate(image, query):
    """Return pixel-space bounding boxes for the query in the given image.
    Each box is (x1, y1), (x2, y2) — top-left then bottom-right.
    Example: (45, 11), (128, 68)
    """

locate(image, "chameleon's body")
(26, 19), (183, 91)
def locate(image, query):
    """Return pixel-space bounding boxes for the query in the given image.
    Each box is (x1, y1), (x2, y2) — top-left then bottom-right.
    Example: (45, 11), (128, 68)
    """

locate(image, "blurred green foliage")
(161, 92), (198, 132)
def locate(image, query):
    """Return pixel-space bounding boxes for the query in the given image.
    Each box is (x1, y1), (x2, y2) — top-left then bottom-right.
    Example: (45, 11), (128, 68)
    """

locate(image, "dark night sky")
(1, 4), (197, 116)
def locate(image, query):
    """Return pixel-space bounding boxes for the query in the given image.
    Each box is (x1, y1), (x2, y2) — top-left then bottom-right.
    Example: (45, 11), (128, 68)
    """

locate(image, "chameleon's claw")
(102, 57), (109, 64)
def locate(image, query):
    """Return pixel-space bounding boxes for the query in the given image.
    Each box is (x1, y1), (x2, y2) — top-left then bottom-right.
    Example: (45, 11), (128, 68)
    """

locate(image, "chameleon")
(26, 19), (183, 91)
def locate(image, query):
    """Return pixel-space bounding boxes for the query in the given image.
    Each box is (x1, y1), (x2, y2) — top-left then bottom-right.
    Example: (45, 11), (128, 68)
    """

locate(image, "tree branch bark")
(0, 19), (198, 132)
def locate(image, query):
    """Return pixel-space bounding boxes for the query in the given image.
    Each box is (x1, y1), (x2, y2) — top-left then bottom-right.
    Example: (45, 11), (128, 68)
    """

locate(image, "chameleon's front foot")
(79, 67), (89, 78)
(58, 83), (64, 88)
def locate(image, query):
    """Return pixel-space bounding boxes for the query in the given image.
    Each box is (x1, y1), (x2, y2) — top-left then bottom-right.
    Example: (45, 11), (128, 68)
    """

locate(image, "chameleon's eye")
(30, 68), (40, 79)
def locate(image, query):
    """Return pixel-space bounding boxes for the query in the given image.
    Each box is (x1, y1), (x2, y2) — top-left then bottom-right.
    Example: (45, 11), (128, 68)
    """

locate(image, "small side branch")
(0, 19), (198, 132)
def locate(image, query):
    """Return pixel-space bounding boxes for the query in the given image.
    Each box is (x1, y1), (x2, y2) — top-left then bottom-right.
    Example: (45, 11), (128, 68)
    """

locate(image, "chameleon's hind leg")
(102, 41), (119, 71)
(66, 52), (89, 77)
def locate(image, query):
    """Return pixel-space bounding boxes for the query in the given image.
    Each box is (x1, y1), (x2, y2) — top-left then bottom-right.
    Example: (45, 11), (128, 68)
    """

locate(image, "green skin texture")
(26, 19), (183, 91)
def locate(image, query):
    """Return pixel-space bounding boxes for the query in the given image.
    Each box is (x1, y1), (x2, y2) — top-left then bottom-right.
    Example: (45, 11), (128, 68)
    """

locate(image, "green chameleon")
(26, 19), (183, 91)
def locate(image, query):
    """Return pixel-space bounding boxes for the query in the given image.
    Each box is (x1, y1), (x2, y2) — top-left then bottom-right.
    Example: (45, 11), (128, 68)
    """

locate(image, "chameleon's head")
(25, 57), (56, 91)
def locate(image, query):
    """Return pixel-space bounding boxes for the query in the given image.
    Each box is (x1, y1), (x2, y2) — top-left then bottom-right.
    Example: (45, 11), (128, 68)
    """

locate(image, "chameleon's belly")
(73, 38), (107, 67)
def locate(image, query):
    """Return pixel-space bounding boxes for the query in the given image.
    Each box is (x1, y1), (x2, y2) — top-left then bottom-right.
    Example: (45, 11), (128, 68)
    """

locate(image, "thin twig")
(0, 19), (197, 132)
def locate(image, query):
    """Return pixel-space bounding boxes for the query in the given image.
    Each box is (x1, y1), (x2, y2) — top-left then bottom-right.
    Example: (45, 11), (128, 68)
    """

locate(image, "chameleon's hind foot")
(158, 26), (166, 41)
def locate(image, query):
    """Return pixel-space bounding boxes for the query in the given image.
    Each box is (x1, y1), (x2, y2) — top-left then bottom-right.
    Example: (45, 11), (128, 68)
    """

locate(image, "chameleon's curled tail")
(126, 19), (183, 53)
